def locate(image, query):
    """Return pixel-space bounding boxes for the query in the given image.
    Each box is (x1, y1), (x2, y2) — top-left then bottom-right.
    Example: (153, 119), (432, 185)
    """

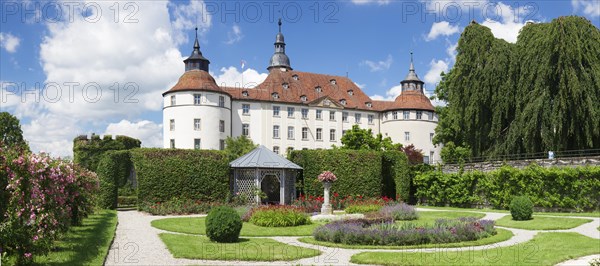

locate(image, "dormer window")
(282, 83), (289, 89)
(272, 92), (279, 99)
(330, 79), (337, 85)
(340, 99), (346, 105)
(315, 86), (322, 93)
(347, 90), (354, 96)
(292, 74), (299, 81)
(365, 102), (372, 108)
(242, 91), (249, 97)
(300, 95), (307, 102)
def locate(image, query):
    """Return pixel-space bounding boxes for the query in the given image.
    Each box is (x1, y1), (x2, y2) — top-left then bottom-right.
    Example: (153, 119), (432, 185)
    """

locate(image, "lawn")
(159, 233), (320, 261)
(299, 228), (513, 250)
(152, 217), (320, 236)
(495, 215), (593, 230)
(23, 210), (118, 265)
(418, 206), (600, 218)
(350, 232), (600, 265)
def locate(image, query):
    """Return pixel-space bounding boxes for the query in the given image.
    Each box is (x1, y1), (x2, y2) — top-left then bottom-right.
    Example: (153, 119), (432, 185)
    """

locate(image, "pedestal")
(321, 181), (333, 215)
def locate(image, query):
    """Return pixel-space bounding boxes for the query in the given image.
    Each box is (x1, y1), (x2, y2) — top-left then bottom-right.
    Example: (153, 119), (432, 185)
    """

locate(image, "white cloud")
(426, 21), (460, 41)
(104, 120), (163, 148)
(424, 59), (449, 85)
(370, 85), (402, 101)
(446, 41), (458, 60)
(21, 113), (80, 157)
(225, 25), (243, 45)
(354, 82), (366, 89)
(351, 0), (391, 5)
(0, 32), (20, 53)
(212, 67), (268, 89)
(421, 0), (488, 14)
(572, 0), (600, 17)
(361, 54), (393, 72)
(170, 0), (212, 45)
(480, 2), (529, 43)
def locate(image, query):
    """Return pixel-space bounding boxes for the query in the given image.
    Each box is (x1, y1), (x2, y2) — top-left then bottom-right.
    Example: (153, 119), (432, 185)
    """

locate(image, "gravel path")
(105, 209), (600, 266)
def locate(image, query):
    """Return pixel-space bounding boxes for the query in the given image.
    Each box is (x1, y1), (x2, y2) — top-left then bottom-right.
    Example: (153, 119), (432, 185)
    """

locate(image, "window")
(330, 129), (336, 141)
(194, 139), (201, 150)
(273, 146), (280, 154)
(430, 133), (434, 142)
(368, 115), (374, 124)
(194, 94), (202, 105)
(286, 147), (294, 154)
(355, 113), (361, 124)
(282, 83), (289, 89)
(329, 111), (335, 121)
(219, 96), (225, 107)
(301, 108), (309, 119)
(429, 112), (434, 121)
(393, 111), (398, 120)
(405, 131), (410, 141)
(416, 111), (422, 120)
(273, 106), (280, 116)
(170, 119), (175, 131)
(300, 95), (307, 102)
(347, 90), (354, 96)
(242, 104), (250, 115)
(220, 139), (225, 150)
(170, 95), (176, 106)
(242, 91), (249, 97)
(366, 102), (372, 108)
(288, 126), (295, 140)
(340, 99), (346, 105)
(287, 107), (295, 118)
(316, 128), (322, 140)
(342, 130), (347, 136)
(403, 111), (410, 120)
(272, 92), (279, 99)
(330, 79), (336, 85)
(273, 125), (280, 139)
(194, 118), (201, 131)
(220, 120), (225, 133)
(169, 139), (175, 148)
(342, 112), (348, 122)
(292, 74), (299, 80)
(302, 127), (308, 140)
(430, 151), (434, 164)
(315, 86), (322, 93)
(316, 109), (322, 120)
(242, 124), (249, 136)
(423, 156), (430, 164)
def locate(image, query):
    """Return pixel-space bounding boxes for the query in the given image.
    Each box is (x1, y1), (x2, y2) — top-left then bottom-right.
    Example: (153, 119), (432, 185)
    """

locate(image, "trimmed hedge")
(382, 151), (411, 201)
(96, 150), (132, 209)
(415, 165), (600, 211)
(131, 148), (230, 206)
(73, 134), (140, 172)
(290, 150), (383, 198)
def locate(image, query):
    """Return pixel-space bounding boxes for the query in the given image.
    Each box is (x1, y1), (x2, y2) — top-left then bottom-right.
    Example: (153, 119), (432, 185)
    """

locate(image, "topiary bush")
(205, 206), (242, 243)
(510, 196), (534, 220)
(248, 206), (311, 227)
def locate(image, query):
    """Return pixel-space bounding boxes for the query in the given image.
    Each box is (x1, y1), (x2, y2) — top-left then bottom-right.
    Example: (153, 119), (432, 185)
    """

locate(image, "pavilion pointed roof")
(230, 145), (302, 169)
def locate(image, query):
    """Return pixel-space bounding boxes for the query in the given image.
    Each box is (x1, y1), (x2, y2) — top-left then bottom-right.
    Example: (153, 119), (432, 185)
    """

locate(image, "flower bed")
(313, 217), (496, 246)
(244, 205), (311, 227)
(345, 204), (383, 214)
(380, 203), (418, 220)
(292, 194), (393, 213)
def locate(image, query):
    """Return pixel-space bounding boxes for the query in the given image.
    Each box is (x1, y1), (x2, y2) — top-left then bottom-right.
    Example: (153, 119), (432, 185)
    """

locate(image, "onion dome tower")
(400, 52), (425, 93)
(267, 19), (292, 71)
(162, 28), (231, 150)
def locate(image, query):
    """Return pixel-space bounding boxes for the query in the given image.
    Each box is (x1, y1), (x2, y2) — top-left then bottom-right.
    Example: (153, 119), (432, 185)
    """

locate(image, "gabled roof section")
(230, 145), (303, 169)
(307, 95), (345, 109)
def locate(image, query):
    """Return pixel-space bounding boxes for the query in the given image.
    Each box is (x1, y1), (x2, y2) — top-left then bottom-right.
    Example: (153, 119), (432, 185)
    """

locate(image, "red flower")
(334, 192), (339, 197)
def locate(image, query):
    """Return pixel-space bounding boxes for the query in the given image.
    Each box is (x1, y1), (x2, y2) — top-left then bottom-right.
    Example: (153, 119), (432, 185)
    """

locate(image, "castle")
(163, 21), (441, 163)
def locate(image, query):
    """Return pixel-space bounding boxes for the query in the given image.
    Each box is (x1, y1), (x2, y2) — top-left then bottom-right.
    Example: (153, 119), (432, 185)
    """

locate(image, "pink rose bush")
(317, 171), (337, 182)
(0, 148), (99, 264)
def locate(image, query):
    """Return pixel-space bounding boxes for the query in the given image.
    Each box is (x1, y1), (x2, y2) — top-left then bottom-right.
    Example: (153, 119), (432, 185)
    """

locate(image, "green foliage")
(131, 148), (230, 209)
(73, 134), (140, 172)
(440, 141), (472, 164)
(96, 150), (132, 209)
(381, 151), (411, 201)
(224, 135), (257, 162)
(139, 198), (222, 215)
(415, 165), (600, 210)
(0, 112), (29, 151)
(345, 204), (383, 214)
(341, 125), (400, 151)
(400, 144), (424, 165)
(205, 206), (242, 243)
(434, 16), (600, 157)
(510, 196), (534, 220)
(248, 206), (311, 227)
(290, 149), (383, 198)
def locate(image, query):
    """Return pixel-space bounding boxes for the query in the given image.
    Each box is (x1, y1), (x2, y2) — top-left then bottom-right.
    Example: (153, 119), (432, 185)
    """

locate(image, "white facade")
(380, 110), (440, 163)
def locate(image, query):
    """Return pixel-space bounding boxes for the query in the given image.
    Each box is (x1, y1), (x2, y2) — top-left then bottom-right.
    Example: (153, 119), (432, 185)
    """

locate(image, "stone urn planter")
(317, 171), (337, 215)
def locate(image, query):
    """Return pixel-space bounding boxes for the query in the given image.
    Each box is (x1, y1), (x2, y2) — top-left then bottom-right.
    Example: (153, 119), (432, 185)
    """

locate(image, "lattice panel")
(260, 169), (281, 183)
(234, 169), (257, 204)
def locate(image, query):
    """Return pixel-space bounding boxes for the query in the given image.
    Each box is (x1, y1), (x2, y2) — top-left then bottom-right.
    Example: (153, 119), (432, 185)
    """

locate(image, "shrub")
(510, 196), (534, 220)
(380, 203), (418, 221)
(382, 150), (411, 201)
(131, 148), (230, 211)
(205, 206), (242, 243)
(313, 217), (495, 246)
(248, 205), (311, 227)
(139, 198), (222, 215)
(345, 204), (383, 214)
(118, 196), (137, 207)
(97, 151), (132, 209)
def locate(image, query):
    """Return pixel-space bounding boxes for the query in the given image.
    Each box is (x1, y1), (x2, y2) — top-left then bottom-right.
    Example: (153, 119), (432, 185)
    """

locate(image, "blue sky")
(1, 0), (599, 157)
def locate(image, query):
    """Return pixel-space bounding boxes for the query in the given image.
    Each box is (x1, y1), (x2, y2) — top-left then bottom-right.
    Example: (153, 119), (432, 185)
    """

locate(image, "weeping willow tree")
(435, 16), (600, 158)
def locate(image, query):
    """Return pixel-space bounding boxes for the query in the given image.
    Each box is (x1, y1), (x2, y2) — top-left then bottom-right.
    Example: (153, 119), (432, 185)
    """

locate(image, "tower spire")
(278, 18), (282, 33)
(400, 52), (424, 93)
(183, 27), (210, 72)
(409, 51), (414, 71)
(268, 19), (292, 71)
(193, 27), (200, 50)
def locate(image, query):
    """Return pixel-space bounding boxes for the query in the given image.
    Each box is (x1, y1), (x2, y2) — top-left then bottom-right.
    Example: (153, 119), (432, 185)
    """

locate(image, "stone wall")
(442, 156), (600, 173)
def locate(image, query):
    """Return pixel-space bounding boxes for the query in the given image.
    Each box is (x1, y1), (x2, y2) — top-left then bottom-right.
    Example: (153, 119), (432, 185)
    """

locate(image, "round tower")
(162, 28), (232, 150)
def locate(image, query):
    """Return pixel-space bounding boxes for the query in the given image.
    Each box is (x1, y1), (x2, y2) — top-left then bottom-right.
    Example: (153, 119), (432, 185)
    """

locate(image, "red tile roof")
(162, 69), (229, 96)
